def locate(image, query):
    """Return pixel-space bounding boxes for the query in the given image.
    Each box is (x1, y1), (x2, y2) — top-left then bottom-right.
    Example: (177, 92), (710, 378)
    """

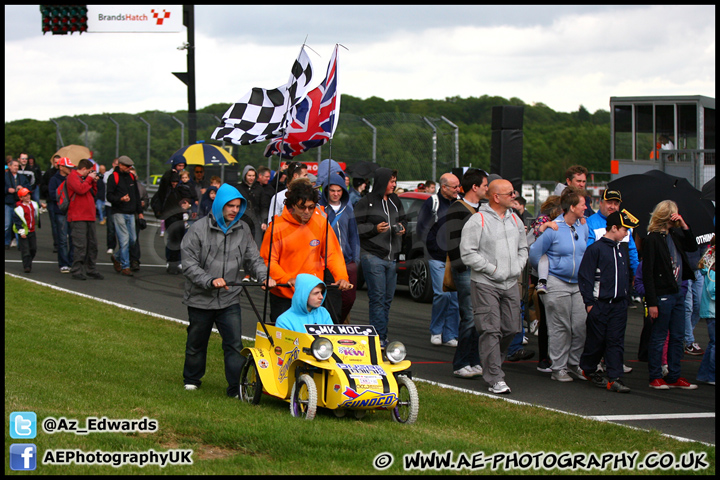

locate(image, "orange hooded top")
(261, 205), (348, 299)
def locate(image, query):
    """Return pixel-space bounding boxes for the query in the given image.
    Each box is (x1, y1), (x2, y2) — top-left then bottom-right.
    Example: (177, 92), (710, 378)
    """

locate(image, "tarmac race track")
(4, 214), (715, 446)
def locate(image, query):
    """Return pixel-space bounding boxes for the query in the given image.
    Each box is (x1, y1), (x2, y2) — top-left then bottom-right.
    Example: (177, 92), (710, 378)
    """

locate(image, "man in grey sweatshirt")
(460, 179), (528, 394)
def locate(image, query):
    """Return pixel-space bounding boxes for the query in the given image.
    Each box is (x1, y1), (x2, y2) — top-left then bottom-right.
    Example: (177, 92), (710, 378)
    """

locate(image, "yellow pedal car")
(239, 322), (418, 423)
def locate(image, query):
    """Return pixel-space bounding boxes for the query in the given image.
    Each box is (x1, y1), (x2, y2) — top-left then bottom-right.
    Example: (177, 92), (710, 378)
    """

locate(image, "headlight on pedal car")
(311, 337), (333, 361)
(385, 341), (407, 363)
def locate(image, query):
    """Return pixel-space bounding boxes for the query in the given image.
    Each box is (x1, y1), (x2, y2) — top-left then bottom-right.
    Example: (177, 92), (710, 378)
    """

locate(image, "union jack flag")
(264, 45), (340, 158)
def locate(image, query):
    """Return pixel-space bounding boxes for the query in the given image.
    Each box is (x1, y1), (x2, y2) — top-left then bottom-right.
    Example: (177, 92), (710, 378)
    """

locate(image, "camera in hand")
(391, 223), (403, 235)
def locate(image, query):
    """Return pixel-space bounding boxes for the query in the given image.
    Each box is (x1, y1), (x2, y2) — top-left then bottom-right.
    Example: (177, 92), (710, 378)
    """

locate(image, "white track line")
(5, 272), (715, 447)
(588, 413), (715, 421)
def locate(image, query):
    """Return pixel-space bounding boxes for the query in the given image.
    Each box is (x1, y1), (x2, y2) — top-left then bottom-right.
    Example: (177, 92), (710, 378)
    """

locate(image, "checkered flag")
(212, 47), (313, 145)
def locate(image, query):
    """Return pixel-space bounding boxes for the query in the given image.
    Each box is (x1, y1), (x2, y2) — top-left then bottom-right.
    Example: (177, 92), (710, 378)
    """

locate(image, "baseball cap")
(17, 187), (31, 198)
(56, 157), (75, 168)
(603, 189), (622, 202)
(606, 209), (639, 230)
(118, 155), (134, 167)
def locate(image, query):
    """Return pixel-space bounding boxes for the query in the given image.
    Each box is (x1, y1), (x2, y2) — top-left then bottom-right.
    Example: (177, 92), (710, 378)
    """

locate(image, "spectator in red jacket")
(67, 159), (104, 281)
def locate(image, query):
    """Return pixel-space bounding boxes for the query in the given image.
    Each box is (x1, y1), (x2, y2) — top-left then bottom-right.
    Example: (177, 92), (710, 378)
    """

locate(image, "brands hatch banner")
(87, 5), (183, 33)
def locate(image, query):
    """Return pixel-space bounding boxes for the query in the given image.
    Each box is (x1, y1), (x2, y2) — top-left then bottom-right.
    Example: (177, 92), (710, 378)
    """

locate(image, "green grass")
(4, 274), (715, 475)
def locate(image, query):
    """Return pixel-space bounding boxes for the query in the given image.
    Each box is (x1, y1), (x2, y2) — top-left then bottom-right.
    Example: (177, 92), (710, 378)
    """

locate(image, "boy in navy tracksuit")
(578, 210), (640, 393)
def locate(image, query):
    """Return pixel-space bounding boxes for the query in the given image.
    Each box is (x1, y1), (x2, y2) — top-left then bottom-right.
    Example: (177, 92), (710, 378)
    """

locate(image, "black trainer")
(607, 378), (631, 393)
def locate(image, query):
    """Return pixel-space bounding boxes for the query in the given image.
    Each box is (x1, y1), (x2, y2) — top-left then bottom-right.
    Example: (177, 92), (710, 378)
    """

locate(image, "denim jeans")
(105, 205), (117, 250)
(113, 213), (136, 270)
(361, 253), (396, 341)
(697, 318), (715, 383)
(55, 213), (73, 268)
(5, 204), (15, 246)
(648, 292), (685, 383)
(451, 267), (480, 370)
(684, 269), (704, 344)
(428, 258), (460, 342)
(95, 199), (105, 221)
(183, 304), (245, 397)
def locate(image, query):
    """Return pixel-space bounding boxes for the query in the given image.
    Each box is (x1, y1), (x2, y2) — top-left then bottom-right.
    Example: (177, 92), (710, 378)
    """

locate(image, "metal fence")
(49, 111), (460, 186)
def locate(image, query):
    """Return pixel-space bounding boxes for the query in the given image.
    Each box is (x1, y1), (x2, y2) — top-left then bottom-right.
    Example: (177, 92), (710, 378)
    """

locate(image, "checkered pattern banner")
(211, 47), (313, 145)
(264, 45), (340, 158)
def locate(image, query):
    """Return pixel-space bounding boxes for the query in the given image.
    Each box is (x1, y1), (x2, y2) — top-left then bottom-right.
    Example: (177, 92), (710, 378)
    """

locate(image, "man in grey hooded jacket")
(460, 179), (528, 394)
(181, 183), (275, 397)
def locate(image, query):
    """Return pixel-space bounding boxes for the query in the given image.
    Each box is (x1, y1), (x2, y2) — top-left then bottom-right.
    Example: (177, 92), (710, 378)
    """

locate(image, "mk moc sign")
(87, 5), (183, 33)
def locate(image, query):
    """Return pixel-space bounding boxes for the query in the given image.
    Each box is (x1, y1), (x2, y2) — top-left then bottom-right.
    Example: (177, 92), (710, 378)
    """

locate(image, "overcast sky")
(4, 5), (715, 123)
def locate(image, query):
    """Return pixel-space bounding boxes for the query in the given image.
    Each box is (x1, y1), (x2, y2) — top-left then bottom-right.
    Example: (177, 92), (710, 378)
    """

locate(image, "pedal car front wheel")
(290, 374), (317, 420)
(391, 376), (419, 424)
(239, 354), (263, 405)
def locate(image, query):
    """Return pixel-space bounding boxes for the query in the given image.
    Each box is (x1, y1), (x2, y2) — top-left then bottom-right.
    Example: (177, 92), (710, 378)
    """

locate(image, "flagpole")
(262, 42), (309, 324)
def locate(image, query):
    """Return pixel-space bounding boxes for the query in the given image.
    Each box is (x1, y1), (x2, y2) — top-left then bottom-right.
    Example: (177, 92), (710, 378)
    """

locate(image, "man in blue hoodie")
(318, 170), (360, 323)
(276, 273), (334, 332)
(180, 183), (275, 398)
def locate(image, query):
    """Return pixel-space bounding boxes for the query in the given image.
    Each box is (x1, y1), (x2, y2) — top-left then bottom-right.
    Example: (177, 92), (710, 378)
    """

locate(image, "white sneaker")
(184, 384), (198, 391)
(661, 364), (669, 377)
(568, 365), (587, 381)
(522, 336), (529, 345)
(60, 266), (71, 274)
(443, 338), (458, 347)
(623, 364), (633, 374)
(489, 381), (511, 394)
(470, 364), (483, 376)
(430, 334), (442, 346)
(159, 231), (165, 237)
(10, 238), (17, 248)
(107, 248), (113, 254)
(453, 366), (478, 378)
(529, 319), (538, 335)
(551, 369), (573, 382)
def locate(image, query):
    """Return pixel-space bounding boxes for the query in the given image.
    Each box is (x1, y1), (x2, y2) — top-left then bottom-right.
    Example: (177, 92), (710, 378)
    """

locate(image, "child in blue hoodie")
(276, 273), (334, 332)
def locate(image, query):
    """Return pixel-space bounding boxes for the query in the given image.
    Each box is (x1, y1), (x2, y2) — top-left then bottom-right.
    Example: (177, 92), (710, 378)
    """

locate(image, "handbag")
(442, 255), (456, 292)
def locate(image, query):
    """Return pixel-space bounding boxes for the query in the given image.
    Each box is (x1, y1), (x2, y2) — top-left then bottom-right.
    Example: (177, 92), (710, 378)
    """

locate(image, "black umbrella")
(702, 176), (715, 201)
(346, 160), (380, 179)
(607, 170), (715, 243)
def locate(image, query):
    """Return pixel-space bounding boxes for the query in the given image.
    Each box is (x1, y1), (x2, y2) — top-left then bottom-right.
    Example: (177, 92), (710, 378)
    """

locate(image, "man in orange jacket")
(261, 177), (352, 322)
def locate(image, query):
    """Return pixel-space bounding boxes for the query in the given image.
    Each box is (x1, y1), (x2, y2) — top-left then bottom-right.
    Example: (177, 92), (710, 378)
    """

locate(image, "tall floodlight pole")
(108, 116), (120, 158)
(138, 116), (151, 185)
(51, 119), (64, 149)
(423, 117), (438, 181)
(441, 116), (459, 168)
(171, 115), (185, 147)
(172, 5), (196, 144)
(76, 118), (89, 147)
(361, 118), (376, 162)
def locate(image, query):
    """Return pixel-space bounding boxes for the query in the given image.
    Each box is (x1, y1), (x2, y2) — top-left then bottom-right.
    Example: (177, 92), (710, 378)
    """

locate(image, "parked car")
(357, 192), (433, 303)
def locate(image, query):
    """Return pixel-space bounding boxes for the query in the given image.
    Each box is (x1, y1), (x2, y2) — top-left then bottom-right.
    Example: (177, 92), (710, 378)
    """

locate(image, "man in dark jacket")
(40, 155), (61, 253)
(441, 169), (488, 378)
(106, 155), (144, 276)
(354, 167), (407, 347)
(417, 172), (461, 347)
(578, 210), (640, 393)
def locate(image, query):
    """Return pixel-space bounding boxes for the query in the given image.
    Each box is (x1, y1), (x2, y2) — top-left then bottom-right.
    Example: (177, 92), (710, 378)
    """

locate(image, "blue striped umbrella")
(167, 142), (237, 166)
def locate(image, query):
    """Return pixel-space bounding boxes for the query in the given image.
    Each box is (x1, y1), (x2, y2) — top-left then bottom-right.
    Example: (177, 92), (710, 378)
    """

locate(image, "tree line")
(4, 94), (611, 184)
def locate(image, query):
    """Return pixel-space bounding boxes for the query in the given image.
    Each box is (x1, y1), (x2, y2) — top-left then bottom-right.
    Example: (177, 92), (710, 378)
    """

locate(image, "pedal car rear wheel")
(391, 376), (419, 424)
(290, 374), (317, 420)
(239, 354), (263, 405)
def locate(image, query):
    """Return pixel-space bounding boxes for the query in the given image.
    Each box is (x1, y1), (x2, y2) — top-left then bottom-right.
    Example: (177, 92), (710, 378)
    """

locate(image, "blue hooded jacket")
(212, 183), (247, 234)
(275, 274), (333, 332)
(318, 171), (361, 264)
